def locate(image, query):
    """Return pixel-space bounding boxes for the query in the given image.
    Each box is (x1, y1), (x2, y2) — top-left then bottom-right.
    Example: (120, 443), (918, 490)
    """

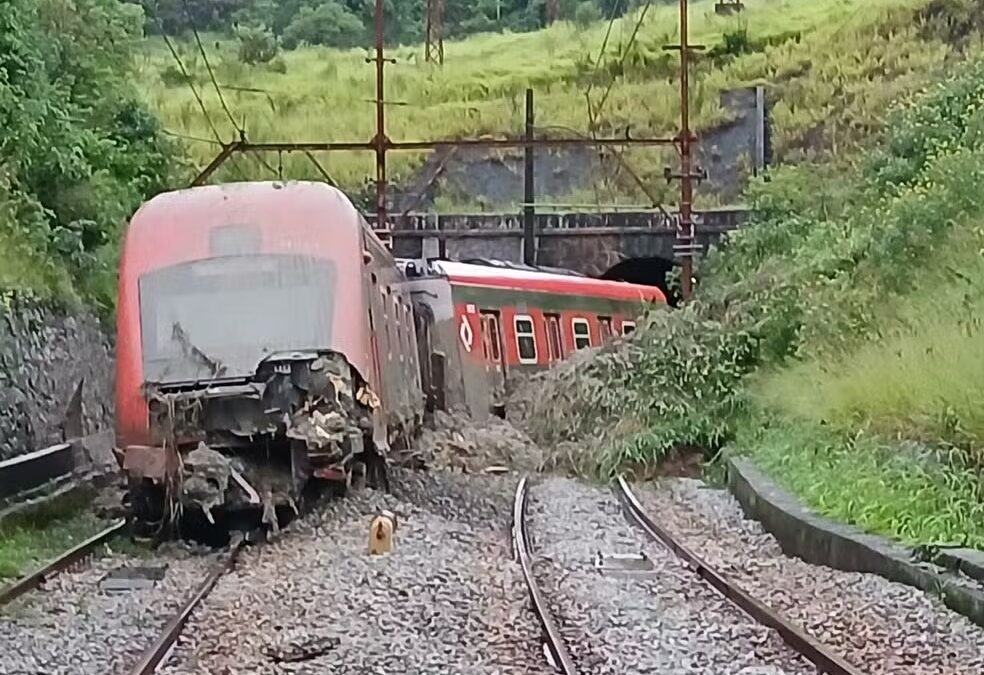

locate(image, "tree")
(0, 0), (179, 307)
(282, 1), (365, 49)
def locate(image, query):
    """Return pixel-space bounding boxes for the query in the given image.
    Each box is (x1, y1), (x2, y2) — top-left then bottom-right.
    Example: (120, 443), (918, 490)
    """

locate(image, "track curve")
(512, 476), (578, 675)
(615, 476), (863, 675)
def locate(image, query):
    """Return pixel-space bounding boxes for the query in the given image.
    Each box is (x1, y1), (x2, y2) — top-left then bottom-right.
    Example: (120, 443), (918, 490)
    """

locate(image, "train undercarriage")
(121, 351), (388, 540)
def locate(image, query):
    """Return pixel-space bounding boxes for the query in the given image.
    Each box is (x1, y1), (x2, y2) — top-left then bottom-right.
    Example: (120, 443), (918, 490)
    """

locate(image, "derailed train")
(114, 181), (665, 532)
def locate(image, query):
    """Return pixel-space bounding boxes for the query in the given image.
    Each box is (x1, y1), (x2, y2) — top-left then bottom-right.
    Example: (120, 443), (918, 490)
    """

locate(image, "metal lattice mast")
(425, 0), (445, 65)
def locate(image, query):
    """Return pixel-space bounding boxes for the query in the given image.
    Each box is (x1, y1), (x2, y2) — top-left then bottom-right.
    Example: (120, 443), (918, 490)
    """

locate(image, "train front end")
(115, 181), (379, 536)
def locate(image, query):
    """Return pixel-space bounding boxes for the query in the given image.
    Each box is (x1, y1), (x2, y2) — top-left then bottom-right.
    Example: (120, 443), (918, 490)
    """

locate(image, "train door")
(599, 316), (613, 344)
(413, 301), (444, 413)
(545, 313), (563, 362)
(479, 310), (507, 417)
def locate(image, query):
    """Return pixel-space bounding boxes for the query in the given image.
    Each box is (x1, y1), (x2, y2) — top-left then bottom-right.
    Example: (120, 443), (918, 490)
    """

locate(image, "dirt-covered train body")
(115, 181), (422, 529)
(115, 180), (666, 532)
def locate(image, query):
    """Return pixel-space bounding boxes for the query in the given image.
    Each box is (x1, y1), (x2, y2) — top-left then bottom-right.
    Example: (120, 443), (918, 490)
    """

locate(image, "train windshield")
(138, 254), (336, 384)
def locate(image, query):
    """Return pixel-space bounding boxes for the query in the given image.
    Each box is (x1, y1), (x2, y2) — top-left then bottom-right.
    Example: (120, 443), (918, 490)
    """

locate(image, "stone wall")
(0, 293), (114, 461)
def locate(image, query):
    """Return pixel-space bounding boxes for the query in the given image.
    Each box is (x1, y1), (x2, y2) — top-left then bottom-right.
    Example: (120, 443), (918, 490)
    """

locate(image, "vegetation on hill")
(518, 43), (984, 548)
(140, 0), (978, 207)
(0, 0), (179, 312)
(136, 0), (634, 50)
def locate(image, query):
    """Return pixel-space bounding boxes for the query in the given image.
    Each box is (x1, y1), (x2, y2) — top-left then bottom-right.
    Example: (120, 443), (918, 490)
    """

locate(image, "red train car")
(404, 260), (665, 415)
(115, 180), (667, 534)
(116, 181), (422, 530)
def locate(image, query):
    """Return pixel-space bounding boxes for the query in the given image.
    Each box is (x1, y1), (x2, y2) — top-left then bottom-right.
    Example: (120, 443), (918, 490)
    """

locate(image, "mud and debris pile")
(394, 409), (543, 475)
(506, 302), (754, 477)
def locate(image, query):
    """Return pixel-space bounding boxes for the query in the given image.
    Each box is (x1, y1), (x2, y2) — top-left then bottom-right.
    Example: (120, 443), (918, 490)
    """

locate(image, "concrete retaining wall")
(727, 457), (984, 627)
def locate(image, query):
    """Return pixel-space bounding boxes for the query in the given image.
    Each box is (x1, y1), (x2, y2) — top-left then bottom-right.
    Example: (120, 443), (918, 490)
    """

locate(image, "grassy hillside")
(517, 43), (984, 549)
(139, 0), (974, 202)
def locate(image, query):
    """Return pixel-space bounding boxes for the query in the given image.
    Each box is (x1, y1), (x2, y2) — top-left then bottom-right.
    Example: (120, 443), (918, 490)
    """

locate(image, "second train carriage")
(402, 259), (666, 417)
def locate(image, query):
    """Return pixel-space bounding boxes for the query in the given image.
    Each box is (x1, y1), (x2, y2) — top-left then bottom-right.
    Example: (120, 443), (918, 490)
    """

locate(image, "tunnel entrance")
(600, 257), (681, 307)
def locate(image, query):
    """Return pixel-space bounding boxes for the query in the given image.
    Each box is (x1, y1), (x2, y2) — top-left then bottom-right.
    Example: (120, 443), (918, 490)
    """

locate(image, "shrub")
(237, 24), (279, 65)
(574, 2), (601, 29)
(281, 2), (364, 50)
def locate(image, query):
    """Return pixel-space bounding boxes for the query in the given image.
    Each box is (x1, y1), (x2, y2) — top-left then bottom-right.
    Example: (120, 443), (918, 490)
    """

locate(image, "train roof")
(423, 259), (666, 303)
(126, 181), (365, 241)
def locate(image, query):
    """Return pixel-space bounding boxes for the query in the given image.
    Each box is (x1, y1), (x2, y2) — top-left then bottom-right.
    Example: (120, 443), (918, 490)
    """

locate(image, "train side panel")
(399, 276), (491, 420)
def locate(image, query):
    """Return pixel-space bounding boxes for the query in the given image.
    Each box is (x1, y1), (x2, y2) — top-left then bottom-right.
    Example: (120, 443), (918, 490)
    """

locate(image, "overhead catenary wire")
(153, 10), (252, 182)
(154, 12), (223, 143)
(180, 0), (242, 139)
(585, 0), (624, 129)
(592, 0), (654, 125)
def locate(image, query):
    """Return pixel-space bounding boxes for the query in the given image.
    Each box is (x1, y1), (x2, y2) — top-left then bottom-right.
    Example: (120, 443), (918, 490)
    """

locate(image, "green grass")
(736, 417), (984, 548)
(0, 204), (76, 299)
(0, 490), (111, 580)
(737, 223), (984, 547)
(752, 225), (984, 456)
(138, 0), (963, 199)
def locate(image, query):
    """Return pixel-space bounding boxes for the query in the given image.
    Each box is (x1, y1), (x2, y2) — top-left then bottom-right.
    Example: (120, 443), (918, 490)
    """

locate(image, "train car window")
(514, 315), (537, 364)
(599, 316), (613, 343)
(480, 313), (502, 362)
(545, 314), (562, 361)
(622, 320), (636, 336)
(572, 318), (591, 350)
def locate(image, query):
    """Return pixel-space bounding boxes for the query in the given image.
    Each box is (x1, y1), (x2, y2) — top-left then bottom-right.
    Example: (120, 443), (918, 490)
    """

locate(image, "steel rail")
(0, 519), (126, 607)
(127, 542), (245, 675)
(615, 477), (865, 675)
(512, 476), (578, 675)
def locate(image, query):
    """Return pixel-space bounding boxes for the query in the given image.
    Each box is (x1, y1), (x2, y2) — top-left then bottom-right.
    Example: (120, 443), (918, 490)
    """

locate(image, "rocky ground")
(155, 467), (548, 675)
(526, 476), (818, 675)
(0, 543), (219, 675)
(635, 478), (984, 675)
(393, 409), (544, 475)
(6, 407), (984, 675)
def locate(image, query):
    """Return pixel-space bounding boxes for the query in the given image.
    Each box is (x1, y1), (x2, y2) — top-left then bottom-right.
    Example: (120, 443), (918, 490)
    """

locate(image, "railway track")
(126, 542), (244, 674)
(0, 526), (232, 675)
(514, 475), (872, 674)
(511, 476), (576, 675)
(0, 519), (126, 607)
(615, 477), (862, 675)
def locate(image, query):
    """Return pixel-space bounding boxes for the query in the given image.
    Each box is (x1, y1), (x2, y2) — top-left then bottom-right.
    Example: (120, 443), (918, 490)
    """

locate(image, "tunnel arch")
(600, 256), (681, 307)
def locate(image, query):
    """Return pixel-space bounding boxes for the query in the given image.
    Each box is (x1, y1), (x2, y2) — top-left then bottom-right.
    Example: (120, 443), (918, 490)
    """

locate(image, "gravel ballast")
(527, 476), (818, 675)
(0, 546), (217, 675)
(636, 478), (984, 675)
(157, 468), (549, 675)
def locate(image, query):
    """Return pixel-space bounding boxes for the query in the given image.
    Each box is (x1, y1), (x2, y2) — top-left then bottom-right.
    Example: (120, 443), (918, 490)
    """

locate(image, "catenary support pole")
(523, 88), (536, 267)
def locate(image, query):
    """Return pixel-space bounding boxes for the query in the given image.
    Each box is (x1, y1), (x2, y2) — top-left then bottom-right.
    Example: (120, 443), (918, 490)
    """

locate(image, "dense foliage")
(0, 0), (179, 312)
(520, 51), (984, 477)
(137, 0), (640, 50)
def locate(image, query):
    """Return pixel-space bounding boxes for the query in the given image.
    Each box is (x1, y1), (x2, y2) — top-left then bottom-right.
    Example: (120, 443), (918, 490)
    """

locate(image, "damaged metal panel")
(136, 351), (378, 526)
